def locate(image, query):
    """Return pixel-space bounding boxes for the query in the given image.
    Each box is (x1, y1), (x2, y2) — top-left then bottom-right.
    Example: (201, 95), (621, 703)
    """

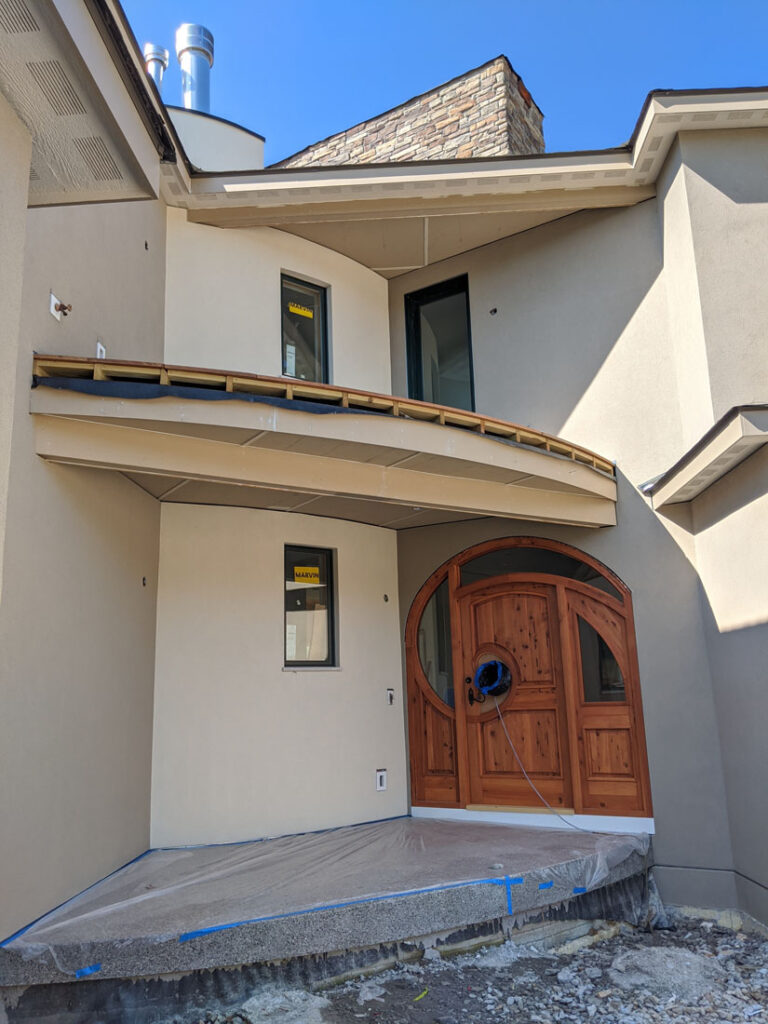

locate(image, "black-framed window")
(284, 545), (335, 666)
(281, 275), (329, 383)
(404, 274), (474, 412)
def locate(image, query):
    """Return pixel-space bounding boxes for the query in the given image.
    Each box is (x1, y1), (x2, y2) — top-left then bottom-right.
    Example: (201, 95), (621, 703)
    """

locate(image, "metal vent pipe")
(175, 23), (214, 113)
(143, 43), (169, 92)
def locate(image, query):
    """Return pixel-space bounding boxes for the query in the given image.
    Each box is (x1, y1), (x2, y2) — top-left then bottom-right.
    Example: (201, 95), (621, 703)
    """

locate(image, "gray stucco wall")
(390, 196), (741, 912)
(691, 444), (768, 922)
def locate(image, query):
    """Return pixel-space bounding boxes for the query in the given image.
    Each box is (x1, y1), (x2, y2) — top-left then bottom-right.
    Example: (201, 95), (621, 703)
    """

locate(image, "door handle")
(467, 688), (475, 706)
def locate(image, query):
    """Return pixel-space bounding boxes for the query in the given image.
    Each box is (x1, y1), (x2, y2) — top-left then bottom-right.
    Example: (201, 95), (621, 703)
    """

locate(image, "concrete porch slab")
(0, 817), (649, 988)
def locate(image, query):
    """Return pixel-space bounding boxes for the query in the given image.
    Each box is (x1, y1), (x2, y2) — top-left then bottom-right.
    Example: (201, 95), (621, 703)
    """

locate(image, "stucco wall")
(389, 200), (739, 911)
(0, 199), (165, 941)
(692, 444), (768, 922)
(0, 92), (31, 602)
(164, 209), (391, 392)
(151, 504), (406, 847)
(680, 130), (768, 421)
(24, 199), (166, 363)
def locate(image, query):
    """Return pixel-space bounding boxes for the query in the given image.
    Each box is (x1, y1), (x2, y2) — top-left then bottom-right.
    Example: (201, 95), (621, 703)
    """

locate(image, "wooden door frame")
(404, 536), (653, 816)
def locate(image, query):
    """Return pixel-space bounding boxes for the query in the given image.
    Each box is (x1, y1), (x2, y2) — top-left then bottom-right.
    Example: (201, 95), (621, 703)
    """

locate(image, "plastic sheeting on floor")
(0, 817), (649, 984)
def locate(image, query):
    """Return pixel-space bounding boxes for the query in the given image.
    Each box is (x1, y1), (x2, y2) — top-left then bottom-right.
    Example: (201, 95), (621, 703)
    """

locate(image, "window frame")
(280, 273), (330, 384)
(404, 273), (475, 412)
(283, 544), (336, 668)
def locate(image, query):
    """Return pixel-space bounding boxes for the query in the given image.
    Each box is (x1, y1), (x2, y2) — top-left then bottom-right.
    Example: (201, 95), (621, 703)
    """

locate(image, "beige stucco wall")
(0, 199), (165, 941)
(0, 92), (31, 603)
(691, 444), (768, 922)
(679, 130), (768, 421)
(390, 199), (740, 911)
(164, 209), (392, 392)
(151, 504), (406, 847)
(24, 199), (166, 363)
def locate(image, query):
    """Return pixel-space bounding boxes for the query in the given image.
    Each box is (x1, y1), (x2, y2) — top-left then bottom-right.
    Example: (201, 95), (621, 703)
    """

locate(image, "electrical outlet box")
(376, 769), (387, 792)
(386, 688), (394, 706)
(49, 292), (62, 321)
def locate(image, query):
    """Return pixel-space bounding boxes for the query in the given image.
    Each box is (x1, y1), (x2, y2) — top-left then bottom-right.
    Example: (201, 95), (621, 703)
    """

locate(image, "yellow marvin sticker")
(288, 301), (314, 319)
(294, 566), (320, 585)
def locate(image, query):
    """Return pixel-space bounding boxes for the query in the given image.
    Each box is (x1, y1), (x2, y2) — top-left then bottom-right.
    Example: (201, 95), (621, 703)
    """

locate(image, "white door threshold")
(411, 805), (655, 835)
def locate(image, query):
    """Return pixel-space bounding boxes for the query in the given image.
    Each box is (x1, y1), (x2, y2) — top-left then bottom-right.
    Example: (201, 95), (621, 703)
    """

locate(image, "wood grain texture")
(405, 537), (652, 816)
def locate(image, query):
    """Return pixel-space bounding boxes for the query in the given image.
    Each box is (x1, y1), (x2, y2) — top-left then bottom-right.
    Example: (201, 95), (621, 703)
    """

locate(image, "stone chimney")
(272, 56), (543, 168)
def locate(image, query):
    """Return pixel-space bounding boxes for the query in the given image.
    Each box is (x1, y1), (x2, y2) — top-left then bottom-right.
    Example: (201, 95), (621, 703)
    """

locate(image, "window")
(284, 546), (335, 666)
(577, 616), (626, 703)
(281, 275), (328, 383)
(417, 578), (454, 707)
(405, 274), (474, 412)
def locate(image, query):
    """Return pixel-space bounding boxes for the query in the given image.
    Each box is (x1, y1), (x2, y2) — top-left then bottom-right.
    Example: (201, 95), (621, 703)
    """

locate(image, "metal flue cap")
(175, 23), (214, 67)
(143, 43), (170, 68)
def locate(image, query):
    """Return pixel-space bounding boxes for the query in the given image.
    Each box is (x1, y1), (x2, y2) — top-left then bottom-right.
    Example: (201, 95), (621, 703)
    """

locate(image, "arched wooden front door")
(405, 538), (653, 817)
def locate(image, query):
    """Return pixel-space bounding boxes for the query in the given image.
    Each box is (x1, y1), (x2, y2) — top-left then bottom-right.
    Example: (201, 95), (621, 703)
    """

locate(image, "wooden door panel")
(480, 710), (561, 775)
(460, 585), (573, 809)
(424, 702), (457, 775)
(583, 727), (635, 779)
(564, 588), (652, 815)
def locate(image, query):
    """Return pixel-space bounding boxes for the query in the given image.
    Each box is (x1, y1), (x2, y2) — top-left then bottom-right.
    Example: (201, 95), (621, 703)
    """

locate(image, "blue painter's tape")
(509, 877), (524, 885)
(573, 886), (587, 894)
(75, 963), (101, 979)
(179, 876), (509, 943)
(504, 877), (513, 915)
(538, 880), (554, 890)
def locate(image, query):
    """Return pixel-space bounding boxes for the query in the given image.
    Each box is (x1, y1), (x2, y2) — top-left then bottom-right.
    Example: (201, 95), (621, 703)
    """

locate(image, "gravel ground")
(200, 914), (768, 1024)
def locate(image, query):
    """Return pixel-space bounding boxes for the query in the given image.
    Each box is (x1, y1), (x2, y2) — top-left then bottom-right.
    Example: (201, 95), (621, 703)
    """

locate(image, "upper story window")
(405, 274), (474, 412)
(281, 275), (329, 383)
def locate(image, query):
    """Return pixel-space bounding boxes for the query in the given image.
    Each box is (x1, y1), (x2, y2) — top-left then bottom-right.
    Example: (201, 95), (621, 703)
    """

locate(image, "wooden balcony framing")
(32, 355), (615, 477)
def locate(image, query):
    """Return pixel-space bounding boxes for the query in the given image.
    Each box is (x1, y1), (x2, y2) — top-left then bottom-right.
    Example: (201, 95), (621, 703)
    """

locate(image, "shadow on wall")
(391, 200), (664, 442)
(657, 444), (768, 634)
(396, 470), (736, 909)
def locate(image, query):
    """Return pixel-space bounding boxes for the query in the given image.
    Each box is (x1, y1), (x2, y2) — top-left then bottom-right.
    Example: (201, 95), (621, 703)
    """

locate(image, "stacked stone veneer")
(272, 56), (544, 168)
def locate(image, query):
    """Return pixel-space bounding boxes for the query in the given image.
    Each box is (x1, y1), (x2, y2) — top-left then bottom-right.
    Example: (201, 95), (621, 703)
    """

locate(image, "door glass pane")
(460, 546), (621, 601)
(578, 615), (625, 702)
(281, 276), (328, 382)
(284, 546), (333, 665)
(417, 580), (454, 707)
(406, 276), (473, 411)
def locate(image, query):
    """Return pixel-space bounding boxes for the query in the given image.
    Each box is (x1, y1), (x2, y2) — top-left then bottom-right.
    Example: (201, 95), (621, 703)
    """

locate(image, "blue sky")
(122, 0), (768, 164)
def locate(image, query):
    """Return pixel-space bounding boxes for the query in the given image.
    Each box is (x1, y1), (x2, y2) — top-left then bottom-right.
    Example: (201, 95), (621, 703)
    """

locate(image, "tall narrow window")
(284, 546), (335, 666)
(405, 274), (474, 412)
(281, 275), (328, 383)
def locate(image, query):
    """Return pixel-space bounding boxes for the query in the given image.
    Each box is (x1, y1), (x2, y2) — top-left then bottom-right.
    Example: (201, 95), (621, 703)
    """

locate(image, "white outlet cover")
(376, 769), (387, 792)
(49, 292), (62, 321)
(96, 341), (106, 359)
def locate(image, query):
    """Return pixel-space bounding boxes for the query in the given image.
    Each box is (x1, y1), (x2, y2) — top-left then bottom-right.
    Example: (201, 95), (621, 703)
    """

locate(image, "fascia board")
(182, 92), (768, 212)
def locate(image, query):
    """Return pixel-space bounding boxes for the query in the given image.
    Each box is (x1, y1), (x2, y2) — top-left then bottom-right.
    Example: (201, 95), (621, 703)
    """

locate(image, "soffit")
(174, 89), (768, 276)
(0, 0), (161, 204)
(649, 406), (768, 507)
(30, 356), (617, 529)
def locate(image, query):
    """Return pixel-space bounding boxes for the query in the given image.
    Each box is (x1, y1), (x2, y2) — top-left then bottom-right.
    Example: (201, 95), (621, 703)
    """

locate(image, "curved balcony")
(31, 356), (616, 529)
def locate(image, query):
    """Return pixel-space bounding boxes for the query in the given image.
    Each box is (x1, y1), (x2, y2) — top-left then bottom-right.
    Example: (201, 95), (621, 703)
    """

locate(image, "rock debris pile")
(196, 914), (768, 1024)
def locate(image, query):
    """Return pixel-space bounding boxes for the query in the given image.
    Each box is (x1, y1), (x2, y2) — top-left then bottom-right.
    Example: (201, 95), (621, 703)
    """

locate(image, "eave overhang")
(647, 405), (768, 508)
(172, 87), (768, 275)
(31, 356), (617, 530)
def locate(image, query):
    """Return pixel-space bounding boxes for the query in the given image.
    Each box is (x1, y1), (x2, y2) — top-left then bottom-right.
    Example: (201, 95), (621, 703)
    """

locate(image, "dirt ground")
(203, 913), (768, 1024)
